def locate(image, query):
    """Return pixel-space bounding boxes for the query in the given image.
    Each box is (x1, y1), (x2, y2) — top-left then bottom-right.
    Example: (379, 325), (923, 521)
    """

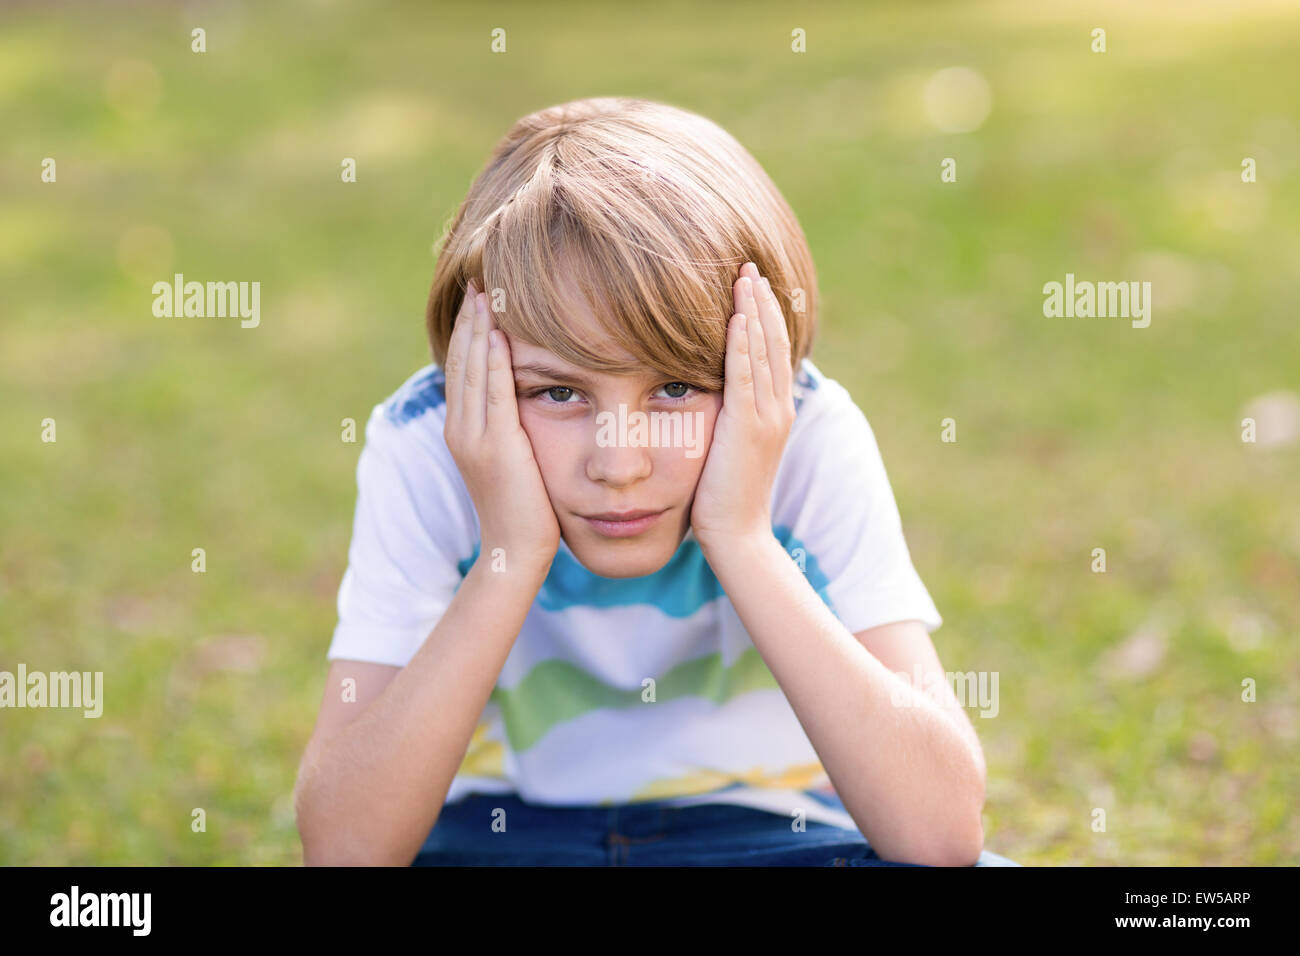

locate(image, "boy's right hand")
(443, 279), (562, 574)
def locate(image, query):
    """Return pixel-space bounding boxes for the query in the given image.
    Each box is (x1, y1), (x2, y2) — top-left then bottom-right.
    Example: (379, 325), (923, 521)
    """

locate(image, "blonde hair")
(425, 96), (819, 392)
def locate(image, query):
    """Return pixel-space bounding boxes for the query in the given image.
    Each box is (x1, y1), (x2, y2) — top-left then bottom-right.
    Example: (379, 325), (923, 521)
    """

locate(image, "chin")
(564, 532), (679, 579)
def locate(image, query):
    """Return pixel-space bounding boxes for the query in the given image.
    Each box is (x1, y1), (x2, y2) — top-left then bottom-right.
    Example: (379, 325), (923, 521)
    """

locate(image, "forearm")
(295, 558), (549, 866)
(701, 533), (985, 866)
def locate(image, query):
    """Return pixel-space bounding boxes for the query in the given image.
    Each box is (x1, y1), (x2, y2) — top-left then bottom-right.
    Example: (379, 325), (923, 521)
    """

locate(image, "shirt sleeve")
(772, 379), (943, 636)
(326, 405), (477, 668)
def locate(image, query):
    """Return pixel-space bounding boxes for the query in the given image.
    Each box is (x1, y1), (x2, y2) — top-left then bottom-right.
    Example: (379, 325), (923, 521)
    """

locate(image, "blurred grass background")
(2, 0), (1297, 865)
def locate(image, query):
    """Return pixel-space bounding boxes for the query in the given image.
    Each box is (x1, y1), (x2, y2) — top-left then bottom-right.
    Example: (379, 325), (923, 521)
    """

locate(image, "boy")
(293, 96), (1017, 867)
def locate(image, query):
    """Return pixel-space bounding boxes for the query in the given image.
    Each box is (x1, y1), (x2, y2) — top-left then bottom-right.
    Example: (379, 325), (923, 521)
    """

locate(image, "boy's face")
(504, 283), (723, 579)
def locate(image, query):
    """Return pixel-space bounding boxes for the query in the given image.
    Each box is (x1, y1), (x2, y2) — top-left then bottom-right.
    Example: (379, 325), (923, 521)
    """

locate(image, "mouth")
(579, 508), (667, 538)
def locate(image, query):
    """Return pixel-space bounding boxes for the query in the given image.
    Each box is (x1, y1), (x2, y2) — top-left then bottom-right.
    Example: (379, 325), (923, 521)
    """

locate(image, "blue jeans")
(412, 790), (1021, 866)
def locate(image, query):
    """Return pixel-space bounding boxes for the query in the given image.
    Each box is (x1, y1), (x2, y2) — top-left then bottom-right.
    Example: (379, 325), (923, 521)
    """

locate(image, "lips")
(580, 508), (667, 538)
(582, 509), (663, 521)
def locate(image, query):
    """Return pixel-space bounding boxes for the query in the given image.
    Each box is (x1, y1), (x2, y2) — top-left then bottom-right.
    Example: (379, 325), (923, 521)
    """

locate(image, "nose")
(585, 421), (653, 487)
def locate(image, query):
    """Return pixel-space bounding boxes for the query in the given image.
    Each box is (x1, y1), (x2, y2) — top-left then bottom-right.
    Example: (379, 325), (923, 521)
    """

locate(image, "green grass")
(1, 0), (1297, 865)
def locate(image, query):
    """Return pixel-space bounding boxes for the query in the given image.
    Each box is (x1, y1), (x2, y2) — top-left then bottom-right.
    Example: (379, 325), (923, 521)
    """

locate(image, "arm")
(294, 556), (550, 866)
(701, 535), (986, 867)
(692, 264), (983, 866)
(296, 279), (560, 866)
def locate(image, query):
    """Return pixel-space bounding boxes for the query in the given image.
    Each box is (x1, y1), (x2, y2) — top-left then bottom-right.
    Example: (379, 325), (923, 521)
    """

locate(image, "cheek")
(517, 411), (555, 471)
(698, 397), (723, 457)
(518, 410), (579, 480)
(661, 400), (721, 482)
(653, 451), (702, 485)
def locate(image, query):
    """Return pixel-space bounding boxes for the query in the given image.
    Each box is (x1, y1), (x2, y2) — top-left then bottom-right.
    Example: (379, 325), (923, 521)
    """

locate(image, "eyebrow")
(511, 362), (601, 387)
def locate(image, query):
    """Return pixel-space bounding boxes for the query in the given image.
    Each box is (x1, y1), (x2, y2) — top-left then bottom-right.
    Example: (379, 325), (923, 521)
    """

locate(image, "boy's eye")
(542, 386), (577, 403)
(528, 383), (701, 405)
(520, 385), (580, 405)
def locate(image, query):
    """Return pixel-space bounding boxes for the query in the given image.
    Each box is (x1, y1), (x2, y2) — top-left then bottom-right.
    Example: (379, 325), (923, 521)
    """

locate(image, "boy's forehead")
(509, 336), (641, 384)
(508, 273), (642, 375)
(556, 273), (632, 351)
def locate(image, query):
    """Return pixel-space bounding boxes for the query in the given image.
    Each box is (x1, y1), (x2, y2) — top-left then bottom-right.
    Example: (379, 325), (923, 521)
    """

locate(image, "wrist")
(696, 525), (781, 567)
(467, 542), (555, 587)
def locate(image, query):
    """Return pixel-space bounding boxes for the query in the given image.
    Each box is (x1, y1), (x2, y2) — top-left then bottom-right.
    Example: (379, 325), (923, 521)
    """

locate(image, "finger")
(445, 278), (479, 432)
(737, 275), (774, 420)
(724, 311), (753, 413)
(755, 276), (793, 406)
(463, 290), (491, 436)
(485, 327), (522, 435)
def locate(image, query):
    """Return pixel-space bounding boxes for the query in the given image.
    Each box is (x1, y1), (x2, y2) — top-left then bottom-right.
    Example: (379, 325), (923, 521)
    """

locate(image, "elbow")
(302, 840), (400, 868)
(933, 735), (988, 866)
(896, 806), (985, 868)
(299, 817), (410, 867)
(295, 781), (344, 866)
(294, 775), (420, 867)
(942, 759), (988, 867)
(294, 773), (380, 867)
(940, 749), (988, 867)
(898, 754), (988, 867)
(931, 813), (986, 868)
(293, 766), (333, 865)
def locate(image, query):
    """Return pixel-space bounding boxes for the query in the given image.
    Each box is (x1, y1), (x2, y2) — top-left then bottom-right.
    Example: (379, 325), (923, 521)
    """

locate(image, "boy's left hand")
(690, 262), (796, 553)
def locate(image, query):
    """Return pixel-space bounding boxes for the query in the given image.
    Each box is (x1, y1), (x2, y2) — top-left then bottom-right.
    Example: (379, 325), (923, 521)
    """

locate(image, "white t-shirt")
(327, 358), (942, 831)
